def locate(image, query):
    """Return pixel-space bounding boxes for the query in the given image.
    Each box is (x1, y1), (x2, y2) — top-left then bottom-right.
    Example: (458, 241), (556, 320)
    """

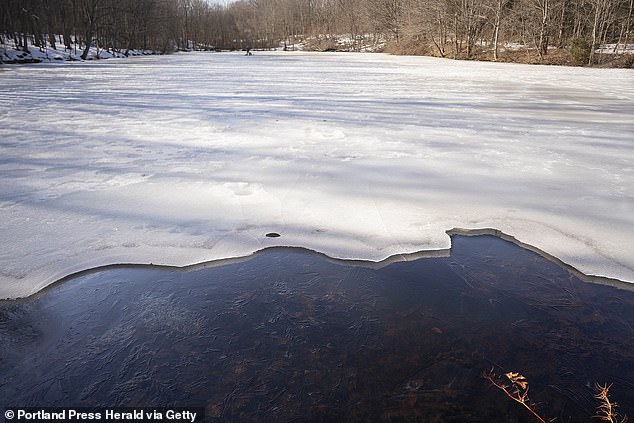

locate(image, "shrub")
(570, 37), (591, 65)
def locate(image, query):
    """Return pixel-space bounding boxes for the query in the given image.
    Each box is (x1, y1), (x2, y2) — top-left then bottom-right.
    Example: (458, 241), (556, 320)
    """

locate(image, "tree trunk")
(48, 32), (56, 50)
(589, 0), (602, 64)
(624, 0), (633, 53)
(81, 18), (95, 59)
(537, 0), (549, 59)
(81, 0), (98, 60)
(453, 12), (458, 59)
(492, 0), (503, 61)
(22, 33), (29, 53)
(557, 0), (566, 48)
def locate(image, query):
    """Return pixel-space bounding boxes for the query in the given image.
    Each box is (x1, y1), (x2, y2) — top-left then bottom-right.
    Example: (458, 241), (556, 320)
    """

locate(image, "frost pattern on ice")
(0, 52), (633, 298)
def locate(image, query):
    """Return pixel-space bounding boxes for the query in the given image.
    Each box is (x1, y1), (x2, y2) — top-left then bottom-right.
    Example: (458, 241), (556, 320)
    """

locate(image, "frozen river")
(0, 51), (633, 298)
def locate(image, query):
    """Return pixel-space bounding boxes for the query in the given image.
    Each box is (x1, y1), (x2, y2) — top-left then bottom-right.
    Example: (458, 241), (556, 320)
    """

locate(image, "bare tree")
(368, 0), (405, 43)
(589, 0), (620, 62)
(488, 0), (511, 60)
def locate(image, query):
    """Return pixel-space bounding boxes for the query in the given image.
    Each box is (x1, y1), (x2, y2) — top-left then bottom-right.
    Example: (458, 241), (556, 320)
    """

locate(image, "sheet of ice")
(0, 52), (633, 298)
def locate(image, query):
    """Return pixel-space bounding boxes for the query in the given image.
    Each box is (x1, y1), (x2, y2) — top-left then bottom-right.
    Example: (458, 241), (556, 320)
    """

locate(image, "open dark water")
(1, 235), (633, 422)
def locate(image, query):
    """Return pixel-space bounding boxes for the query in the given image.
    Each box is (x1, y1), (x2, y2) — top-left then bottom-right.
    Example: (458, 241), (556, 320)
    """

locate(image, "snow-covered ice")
(0, 51), (633, 299)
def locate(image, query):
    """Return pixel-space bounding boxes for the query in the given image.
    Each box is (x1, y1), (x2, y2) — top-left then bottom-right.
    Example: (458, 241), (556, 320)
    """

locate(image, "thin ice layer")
(0, 52), (632, 298)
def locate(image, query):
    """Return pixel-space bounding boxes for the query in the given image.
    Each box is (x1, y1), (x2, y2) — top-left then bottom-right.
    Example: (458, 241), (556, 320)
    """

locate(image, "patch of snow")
(502, 42), (528, 51)
(1, 35), (158, 64)
(596, 43), (634, 54)
(296, 34), (385, 52)
(0, 51), (633, 299)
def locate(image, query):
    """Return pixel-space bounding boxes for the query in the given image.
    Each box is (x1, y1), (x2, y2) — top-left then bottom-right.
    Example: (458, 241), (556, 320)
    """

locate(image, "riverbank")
(3, 34), (633, 68)
(0, 36), (159, 64)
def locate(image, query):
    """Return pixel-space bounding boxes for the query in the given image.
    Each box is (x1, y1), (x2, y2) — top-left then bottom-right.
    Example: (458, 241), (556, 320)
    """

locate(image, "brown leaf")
(505, 372), (528, 390)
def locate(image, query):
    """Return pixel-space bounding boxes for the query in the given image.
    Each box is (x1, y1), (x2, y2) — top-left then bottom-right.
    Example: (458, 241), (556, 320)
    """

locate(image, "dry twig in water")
(483, 369), (553, 423)
(594, 383), (627, 423)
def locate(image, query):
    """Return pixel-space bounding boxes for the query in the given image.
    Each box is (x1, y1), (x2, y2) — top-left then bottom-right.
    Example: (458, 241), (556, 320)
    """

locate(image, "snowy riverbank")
(0, 51), (633, 299)
(1, 36), (158, 64)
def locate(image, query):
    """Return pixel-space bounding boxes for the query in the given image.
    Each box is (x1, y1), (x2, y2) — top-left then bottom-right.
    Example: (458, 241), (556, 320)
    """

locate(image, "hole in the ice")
(265, 232), (281, 238)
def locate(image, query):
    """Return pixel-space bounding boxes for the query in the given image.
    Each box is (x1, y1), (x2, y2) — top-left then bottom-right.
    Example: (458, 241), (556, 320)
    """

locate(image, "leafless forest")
(2, 0), (632, 65)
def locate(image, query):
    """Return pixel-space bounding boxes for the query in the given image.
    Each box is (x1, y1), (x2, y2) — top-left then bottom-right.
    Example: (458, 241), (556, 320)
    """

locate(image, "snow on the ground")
(1, 36), (156, 63)
(595, 43), (634, 54)
(0, 51), (632, 298)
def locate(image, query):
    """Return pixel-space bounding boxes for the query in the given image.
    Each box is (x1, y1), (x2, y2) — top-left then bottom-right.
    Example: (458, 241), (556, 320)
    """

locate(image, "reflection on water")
(1, 235), (632, 422)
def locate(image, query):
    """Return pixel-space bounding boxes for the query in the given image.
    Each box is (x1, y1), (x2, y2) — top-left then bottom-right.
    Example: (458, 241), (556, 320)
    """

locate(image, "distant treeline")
(2, 0), (632, 64)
